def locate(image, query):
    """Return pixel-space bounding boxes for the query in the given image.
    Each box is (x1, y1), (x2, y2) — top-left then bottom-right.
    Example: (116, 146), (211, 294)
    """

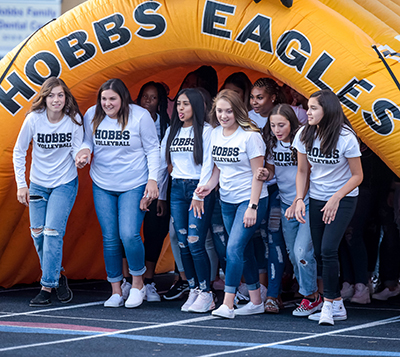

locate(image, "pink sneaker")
(351, 283), (371, 304)
(340, 282), (354, 301)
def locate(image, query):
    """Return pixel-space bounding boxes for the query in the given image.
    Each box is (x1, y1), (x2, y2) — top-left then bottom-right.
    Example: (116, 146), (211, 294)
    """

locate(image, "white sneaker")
(372, 285), (400, 301)
(308, 299), (347, 322)
(340, 282), (354, 301)
(181, 288), (200, 312)
(121, 279), (132, 300)
(351, 283), (371, 304)
(235, 301), (264, 316)
(212, 304), (235, 319)
(125, 286), (146, 308)
(104, 293), (124, 307)
(260, 284), (268, 303)
(318, 301), (334, 325)
(145, 283), (161, 302)
(188, 291), (215, 312)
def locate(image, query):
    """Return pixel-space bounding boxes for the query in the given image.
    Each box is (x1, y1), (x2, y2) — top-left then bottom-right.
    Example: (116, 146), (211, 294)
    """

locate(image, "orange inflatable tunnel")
(1, 0), (400, 287)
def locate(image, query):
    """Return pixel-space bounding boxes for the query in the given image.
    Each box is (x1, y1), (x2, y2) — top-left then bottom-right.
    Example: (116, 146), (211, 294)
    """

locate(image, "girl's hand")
(75, 148), (91, 168)
(195, 185), (212, 200)
(140, 197), (152, 211)
(284, 204), (296, 220)
(189, 199), (204, 219)
(294, 199), (306, 224)
(256, 167), (270, 181)
(321, 195), (341, 224)
(17, 188), (30, 206)
(243, 208), (257, 228)
(157, 200), (167, 217)
(144, 180), (158, 201)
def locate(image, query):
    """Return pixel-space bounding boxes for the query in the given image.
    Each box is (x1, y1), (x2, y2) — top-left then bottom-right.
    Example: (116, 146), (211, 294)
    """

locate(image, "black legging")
(143, 199), (170, 263)
(339, 186), (370, 285)
(309, 197), (357, 300)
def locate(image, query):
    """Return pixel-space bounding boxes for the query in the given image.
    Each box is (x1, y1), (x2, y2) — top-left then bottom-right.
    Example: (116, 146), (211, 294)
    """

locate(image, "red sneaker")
(292, 294), (323, 317)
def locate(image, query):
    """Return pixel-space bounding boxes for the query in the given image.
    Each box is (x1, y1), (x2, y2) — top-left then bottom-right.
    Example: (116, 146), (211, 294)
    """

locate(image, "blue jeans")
(281, 202), (318, 296)
(170, 179), (214, 291)
(260, 185), (286, 298)
(29, 177), (78, 288)
(209, 190), (229, 273)
(92, 183), (146, 283)
(221, 197), (268, 294)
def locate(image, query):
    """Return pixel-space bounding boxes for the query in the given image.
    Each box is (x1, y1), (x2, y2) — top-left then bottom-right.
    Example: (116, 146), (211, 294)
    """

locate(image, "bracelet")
(294, 197), (303, 204)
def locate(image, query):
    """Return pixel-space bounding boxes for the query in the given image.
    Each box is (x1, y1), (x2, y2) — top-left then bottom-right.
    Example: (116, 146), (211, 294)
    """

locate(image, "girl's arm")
(191, 126), (214, 218)
(285, 164), (310, 220)
(140, 111), (160, 200)
(72, 117), (86, 169)
(13, 116), (33, 206)
(157, 128), (170, 202)
(321, 156), (363, 224)
(294, 152), (311, 224)
(76, 109), (94, 168)
(243, 156), (265, 228)
(256, 163), (275, 181)
(195, 164), (220, 199)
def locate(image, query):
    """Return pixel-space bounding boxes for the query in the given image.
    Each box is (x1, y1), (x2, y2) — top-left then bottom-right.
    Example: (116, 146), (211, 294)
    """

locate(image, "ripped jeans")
(170, 179), (214, 292)
(281, 202), (318, 297)
(261, 185), (286, 298)
(29, 177), (78, 288)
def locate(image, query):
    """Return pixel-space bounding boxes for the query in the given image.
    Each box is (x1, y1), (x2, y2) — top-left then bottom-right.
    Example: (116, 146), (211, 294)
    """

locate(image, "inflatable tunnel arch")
(1, 0), (400, 287)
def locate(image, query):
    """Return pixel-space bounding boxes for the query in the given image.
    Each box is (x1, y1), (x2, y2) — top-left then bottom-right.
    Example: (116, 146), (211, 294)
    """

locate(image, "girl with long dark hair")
(258, 103), (321, 316)
(159, 88), (215, 313)
(293, 89), (363, 325)
(135, 81), (170, 302)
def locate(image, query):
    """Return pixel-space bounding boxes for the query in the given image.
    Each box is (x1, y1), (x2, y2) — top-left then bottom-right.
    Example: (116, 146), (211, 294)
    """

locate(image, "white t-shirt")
(211, 125), (269, 204)
(13, 110), (83, 189)
(248, 110), (268, 130)
(266, 141), (309, 205)
(158, 123), (213, 200)
(81, 104), (160, 192)
(293, 126), (361, 201)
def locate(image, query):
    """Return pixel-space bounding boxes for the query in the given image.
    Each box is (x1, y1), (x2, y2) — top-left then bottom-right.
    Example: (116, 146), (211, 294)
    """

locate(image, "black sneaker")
(30, 290), (52, 307)
(163, 279), (189, 300)
(56, 274), (73, 303)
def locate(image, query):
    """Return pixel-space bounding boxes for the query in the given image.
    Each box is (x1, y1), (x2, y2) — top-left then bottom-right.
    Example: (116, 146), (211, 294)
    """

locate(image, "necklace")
(279, 141), (291, 149)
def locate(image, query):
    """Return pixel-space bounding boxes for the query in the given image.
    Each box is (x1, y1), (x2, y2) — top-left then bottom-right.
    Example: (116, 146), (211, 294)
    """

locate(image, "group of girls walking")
(13, 72), (363, 326)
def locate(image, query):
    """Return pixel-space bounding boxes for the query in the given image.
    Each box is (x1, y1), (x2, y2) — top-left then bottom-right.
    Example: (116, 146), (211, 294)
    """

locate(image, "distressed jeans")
(261, 186), (286, 298)
(281, 202), (318, 297)
(170, 179), (214, 292)
(29, 177), (78, 288)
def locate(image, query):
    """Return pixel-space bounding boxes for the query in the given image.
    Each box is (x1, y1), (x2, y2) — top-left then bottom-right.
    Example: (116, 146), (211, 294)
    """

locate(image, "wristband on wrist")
(294, 197), (303, 204)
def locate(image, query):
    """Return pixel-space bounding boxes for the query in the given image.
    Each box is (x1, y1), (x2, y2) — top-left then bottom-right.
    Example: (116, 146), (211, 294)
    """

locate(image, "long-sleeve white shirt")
(81, 104), (160, 191)
(13, 110), (84, 189)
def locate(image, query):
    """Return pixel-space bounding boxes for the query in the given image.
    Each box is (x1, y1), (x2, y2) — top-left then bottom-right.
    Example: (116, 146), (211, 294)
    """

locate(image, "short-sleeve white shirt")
(293, 126), (361, 201)
(211, 126), (269, 204)
(266, 141), (309, 205)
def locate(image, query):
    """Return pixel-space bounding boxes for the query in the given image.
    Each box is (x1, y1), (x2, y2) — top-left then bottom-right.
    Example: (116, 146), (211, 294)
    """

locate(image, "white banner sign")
(0, 0), (61, 59)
